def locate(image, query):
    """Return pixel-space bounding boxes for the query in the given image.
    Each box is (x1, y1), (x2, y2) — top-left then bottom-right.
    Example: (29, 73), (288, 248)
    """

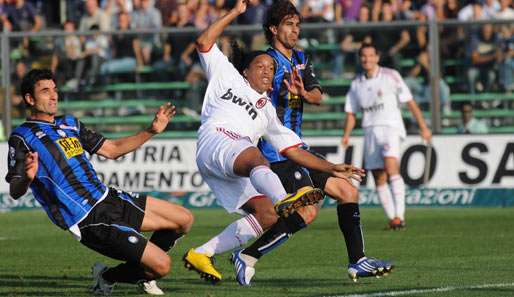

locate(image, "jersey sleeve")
(197, 43), (240, 82)
(344, 81), (361, 113)
(263, 107), (303, 154)
(78, 121), (106, 154)
(393, 70), (413, 103)
(5, 135), (30, 183)
(303, 56), (322, 92)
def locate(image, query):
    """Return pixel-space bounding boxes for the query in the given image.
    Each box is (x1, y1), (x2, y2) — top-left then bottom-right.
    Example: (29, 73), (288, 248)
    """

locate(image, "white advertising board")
(1, 135), (513, 193)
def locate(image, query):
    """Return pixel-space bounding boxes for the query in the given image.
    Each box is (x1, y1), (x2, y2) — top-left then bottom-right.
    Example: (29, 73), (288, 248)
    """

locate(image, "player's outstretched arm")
(196, 0), (247, 52)
(9, 152), (38, 199)
(283, 147), (364, 184)
(96, 103), (176, 160)
(342, 112), (356, 147)
(406, 100), (432, 142)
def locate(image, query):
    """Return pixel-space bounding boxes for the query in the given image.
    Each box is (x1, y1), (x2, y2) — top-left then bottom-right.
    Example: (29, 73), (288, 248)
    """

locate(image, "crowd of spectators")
(1, 0), (513, 119)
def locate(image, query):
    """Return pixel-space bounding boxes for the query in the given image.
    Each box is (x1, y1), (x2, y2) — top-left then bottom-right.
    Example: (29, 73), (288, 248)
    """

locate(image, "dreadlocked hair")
(230, 39), (246, 75)
(230, 39), (269, 76)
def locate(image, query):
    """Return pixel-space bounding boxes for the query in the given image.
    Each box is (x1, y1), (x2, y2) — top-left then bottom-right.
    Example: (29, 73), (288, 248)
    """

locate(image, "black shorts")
(78, 188), (148, 263)
(270, 150), (331, 193)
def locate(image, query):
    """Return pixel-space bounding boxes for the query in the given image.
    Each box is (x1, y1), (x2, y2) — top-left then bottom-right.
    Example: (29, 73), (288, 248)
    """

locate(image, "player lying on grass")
(5, 69), (193, 295)
(181, 0), (375, 285)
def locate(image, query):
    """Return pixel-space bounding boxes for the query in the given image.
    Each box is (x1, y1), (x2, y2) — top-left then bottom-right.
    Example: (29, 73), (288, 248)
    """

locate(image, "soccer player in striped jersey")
(233, 0), (394, 284)
(5, 69), (193, 295)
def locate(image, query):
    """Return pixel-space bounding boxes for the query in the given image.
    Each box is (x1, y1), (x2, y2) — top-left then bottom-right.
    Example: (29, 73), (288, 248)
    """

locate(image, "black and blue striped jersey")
(5, 115), (108, 230)
(258, 47), (322, 162)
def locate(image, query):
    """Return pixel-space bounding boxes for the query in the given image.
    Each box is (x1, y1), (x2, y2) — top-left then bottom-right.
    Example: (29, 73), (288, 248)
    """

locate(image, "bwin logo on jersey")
(220, 88), (258, 120)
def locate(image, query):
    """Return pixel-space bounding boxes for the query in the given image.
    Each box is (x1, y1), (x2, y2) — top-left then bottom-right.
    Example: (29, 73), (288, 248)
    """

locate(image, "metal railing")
(1, 19), (513, 138)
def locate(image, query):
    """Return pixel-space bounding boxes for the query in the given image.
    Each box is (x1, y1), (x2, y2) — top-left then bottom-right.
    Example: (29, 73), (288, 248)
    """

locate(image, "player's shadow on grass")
(0, 274), (144, 296)
(0, 274), (89, 282)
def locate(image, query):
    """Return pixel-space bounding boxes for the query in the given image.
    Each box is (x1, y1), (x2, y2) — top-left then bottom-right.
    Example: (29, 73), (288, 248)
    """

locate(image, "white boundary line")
(323, 282), (514, 297)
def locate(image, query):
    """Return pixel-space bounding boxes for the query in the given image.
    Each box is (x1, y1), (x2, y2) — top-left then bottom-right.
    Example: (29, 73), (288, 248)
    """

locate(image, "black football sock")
(242, 211), (306, 259)
(102, 262), (148, 284)
(149, 230), (184, 252)
(337, 203), (365, 264)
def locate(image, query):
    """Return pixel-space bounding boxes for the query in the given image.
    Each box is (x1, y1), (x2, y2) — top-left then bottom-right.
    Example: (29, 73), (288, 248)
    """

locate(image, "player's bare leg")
(94, 198), (193, 295)
(233, 147), (324, 213)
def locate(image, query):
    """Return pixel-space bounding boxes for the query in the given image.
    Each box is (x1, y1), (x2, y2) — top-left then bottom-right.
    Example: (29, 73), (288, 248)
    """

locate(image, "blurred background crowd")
(0, 0), (513, 137)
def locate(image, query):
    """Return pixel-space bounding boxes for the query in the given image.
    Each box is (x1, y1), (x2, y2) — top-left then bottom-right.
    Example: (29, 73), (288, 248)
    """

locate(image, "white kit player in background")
(182, 0), (364, 285)
(342, 42), (432, 230)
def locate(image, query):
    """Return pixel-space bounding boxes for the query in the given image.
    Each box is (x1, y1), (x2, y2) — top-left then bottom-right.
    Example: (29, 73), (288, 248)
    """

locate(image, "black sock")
(149, 230), (183, 252)
(102, 262), (148, 284)
(243, 211), (306, 259)
(337, 203), (365, 264)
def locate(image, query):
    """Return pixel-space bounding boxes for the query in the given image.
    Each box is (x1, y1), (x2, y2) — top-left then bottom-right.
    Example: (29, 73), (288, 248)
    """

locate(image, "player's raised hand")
(148, 102), (176, 134)
(283, 68), (306, 97)
(420, 126), (432, 143)
(233, 0), (248, 14)
(25, 152), (38, 181)
(341, 135), (350, 148)
(330, 163), (365, 185)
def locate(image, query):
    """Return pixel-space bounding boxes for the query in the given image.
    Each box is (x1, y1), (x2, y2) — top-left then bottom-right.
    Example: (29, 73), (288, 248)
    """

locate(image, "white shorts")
(196, 126), (262, 213)
(363, 126), (403, 170)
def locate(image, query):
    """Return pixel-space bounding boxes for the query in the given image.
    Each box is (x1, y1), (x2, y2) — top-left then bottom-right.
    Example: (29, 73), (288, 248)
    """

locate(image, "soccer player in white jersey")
(182, 0), (365, 285)
(343, 42), (432, 230)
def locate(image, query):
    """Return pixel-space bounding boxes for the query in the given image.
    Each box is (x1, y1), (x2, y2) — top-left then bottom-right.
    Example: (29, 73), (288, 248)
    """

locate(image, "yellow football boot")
(183, 248), (222, 284)
(274, 186), (324, 217)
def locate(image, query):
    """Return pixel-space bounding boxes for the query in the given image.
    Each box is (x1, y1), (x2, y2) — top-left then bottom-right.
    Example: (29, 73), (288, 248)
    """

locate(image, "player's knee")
(153, 255), (171, 278)
(297, 205), (318, 224)
(345, 185), (359, 202)
(249, 155), (270, 170)
(373, 170), (388, 185)
(328, 180), (359, 203)
(254, 207), (278, 229)
(179, 208), (194, 233)
(162, 204), (194, 233)
(234, 147), (270, 176)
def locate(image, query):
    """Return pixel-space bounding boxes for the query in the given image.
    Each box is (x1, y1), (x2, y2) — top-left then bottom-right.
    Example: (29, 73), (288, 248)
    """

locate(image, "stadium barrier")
(2, 135), (513, 211)
(3, 188), (514, 212)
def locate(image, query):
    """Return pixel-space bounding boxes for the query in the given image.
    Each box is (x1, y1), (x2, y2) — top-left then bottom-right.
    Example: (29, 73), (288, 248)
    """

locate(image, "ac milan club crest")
(255, 98), (267, 109)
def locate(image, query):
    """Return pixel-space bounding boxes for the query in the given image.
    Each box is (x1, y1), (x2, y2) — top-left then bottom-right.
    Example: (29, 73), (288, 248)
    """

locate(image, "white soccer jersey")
(345, 67), (413, 137)
(198, 44), (301, 151)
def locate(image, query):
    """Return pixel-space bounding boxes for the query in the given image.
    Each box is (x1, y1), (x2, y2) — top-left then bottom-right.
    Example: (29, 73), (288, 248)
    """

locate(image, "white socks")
(377, 183), (396, 220)
(376, 175), (406, 221)
(390, 174), (406, 221)
(249, 165), (287, 204)
(195, 214), (263, 256)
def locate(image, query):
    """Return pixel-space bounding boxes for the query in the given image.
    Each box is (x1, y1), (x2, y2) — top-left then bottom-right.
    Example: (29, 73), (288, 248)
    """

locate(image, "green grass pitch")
(1, 208), (514, 297)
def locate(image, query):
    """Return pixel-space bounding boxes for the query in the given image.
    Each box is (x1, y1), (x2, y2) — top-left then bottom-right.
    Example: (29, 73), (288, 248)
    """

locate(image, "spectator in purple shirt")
(335, 0), (362, 22)
(5, 0), (42, 32)
(0, 0), (12, 31)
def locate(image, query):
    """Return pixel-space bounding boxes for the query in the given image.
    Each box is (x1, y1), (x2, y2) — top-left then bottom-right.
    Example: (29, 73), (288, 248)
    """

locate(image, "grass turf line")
(1, 208), (513, 296)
